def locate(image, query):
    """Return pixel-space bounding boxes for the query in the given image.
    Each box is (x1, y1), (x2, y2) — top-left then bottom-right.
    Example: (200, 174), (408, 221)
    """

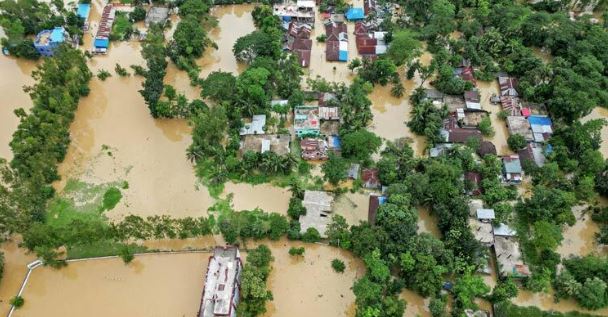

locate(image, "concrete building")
(273, 1), (315, 24)
(241, 134), (291, 155)
(34, 27), (67, 57)
(199, 246), (243, 317)
(145, 6), (170, 27)
(239, 115), (266, 136)
(299, 191), (334, 237)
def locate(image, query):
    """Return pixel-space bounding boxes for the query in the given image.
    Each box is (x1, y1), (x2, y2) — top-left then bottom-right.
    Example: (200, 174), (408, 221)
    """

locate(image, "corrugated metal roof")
(476, 209), (495, 220)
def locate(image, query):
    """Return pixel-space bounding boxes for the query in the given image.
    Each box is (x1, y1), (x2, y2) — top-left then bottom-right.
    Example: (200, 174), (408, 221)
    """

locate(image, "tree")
(233, 31), (279, 63)
(349, 58), (362, 72)
(288, 246), (305, 256)
(489, 278), (518, 303)
(478, 116), (494, 137)
(119, 244), (135, 263)
(129, 6), (146, 22)
(140, 24), (167, 117)
(453, 268), (490, 309)
(178, 0), (209, 18)
(10, 296), (24, 308)
(301, 228), (321, 243)
(322, 153), (348, 185)
(326, 215), (351, 249)
(331, 259), (346, 273)
(358, 58), (399, 86)
(341, 130), (381, 162)
(576, 277), (608, 310)
(507, 134), (527, 151)
(170, 15), (210, 60)
(386, 30), (421, 66)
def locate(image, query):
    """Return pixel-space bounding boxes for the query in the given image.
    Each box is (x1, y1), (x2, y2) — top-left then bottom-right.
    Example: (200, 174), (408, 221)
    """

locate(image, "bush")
(331, 259), (345, 273)
(287, 197), (306, 220)
(10, 296), (24, 308)
(478, 115), (494, 137)
(115, 64), (130, 77)
(301, 228), (321, 243)
(288, 247), (305, 256)
(507, 134), (527, 151)
(102, 187), (122, 211)
(97, 69), (112, 81)
(118, 244), (135, 264)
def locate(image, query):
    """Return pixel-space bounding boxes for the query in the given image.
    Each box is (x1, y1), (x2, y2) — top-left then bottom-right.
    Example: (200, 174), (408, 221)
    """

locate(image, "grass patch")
(102, 187), (122, 211)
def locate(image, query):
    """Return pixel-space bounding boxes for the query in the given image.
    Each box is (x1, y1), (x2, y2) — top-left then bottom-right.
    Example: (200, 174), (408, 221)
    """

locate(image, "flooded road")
(477, 80), (512, 156)
(14, 252), (210, 317)
(0, 58), (36, 160)
(400, 289), (431, 317)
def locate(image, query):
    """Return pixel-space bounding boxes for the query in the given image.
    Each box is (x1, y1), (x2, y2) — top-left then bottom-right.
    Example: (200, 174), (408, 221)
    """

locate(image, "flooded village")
(1, 0), (608, 317)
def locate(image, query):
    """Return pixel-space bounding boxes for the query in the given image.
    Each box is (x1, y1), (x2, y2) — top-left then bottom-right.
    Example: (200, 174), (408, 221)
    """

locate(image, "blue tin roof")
(94, 38), (110, 48)
(77, 3), (91, 19)
(345, 7), (365, 20)
(338, 50), (348, 61)
(528, 115), (552, 126)
(50, 27), (65, 43)
(332, 134), (341, 149)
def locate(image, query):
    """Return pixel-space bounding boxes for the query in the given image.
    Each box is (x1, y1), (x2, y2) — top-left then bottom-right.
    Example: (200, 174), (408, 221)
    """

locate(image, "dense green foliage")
(238, 245), (274, 317)
(331, 258), (345, 273)
(140, 24), (168, 118)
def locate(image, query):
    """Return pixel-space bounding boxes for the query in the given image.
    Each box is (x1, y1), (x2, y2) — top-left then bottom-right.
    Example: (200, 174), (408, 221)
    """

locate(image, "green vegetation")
(288, 246), (305, 256)
(321, 154), (348, 185)
(408, 87), (449, 143)
(101, 187), (122, 211)
(494, 302), (598, 317)
(129, 6), (146, 22)
(140, 24), (168, 118)
(114, 64), (129, 77)
(238, 245), (274, 317)
(110, 12), (132, 41)
(0, 251), (4, 282)
(97, 69), (112, 81)
(507, 134), (527, 151)
(331, 259), (345, 273)
(10, 295), (24, 308)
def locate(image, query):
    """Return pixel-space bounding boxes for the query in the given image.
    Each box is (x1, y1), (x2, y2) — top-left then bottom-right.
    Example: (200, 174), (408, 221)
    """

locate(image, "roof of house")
(493, 223), (516, 237)
(145, 7), (169, 26)
(494, 236), (530, 277)
(326, 40), (340, 61)
(77, 3), (91, 19)
(476, 208), (496, 220)
(455, 66), (476, 84)
(241, 134), (291, 155)
(528, 115), (553, 142)
(299, 191), (334, 236)
(506, 116), (533, 141)
(446, 128), (482, 143)
(200, 247), (242, 317)
(518, 143), (546, 167)
(345, 7), (365, 20)
(348, 163), (360, 179)
(498, 76), (519, 97)
(354, 21), (368, 35)
(444, 95), (466, 112)
(94, 38), (110, 48)
(503, 155), (522, 174)
(368, 194), (386, 225)
(294, 106), (320, 133)
(50, 27), (66, 43)
(464, 90), (482, 110)
(469, 218), (494, 245)
(362, 168), (380, 189)
(430, 143), (455, 157)
(295, 49), (311, 67)
(239, 115), (266, 135)
(477, 141), (497, 157)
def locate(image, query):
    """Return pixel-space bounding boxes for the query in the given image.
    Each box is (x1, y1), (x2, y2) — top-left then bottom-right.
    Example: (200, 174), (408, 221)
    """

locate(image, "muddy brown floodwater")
(514, 289), (608, 316)
(14, 252), (211, 317)
(0, 238), (37, 316)
(0, 57), (37, 160)
(557, 205), (606, 258)
(477, 80), (512, 156)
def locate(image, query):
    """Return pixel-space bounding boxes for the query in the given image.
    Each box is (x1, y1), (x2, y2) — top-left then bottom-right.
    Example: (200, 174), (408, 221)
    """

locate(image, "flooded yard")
(582, 107), (608, 158)
(557, 206), (606, 258)
(13, 252), (210, 317)
(514, 290), (608, 316)
(477, 80), (512, 156)
(0, 239), (37, 316)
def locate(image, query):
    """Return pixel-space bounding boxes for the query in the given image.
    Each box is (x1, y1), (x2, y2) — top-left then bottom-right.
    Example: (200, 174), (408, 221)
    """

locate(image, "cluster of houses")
(92, 4), (116, 54)
(239, 112), (291, 156)
(33, 3), (91, 56)
(283, 21), (313, 67)
(468, 200), (530, 279)
(354, 22), (387, 59)
(325, 20), (349, 62)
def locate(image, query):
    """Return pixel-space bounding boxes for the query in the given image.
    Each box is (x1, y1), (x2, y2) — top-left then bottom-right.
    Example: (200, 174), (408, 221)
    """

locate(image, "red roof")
(356, 37), (377, 48)
(521, 107), (531, 117)
(295, 49), (311, 68)
(362, 168), (380, 188)
(326, 41), (339, 61)
(354, 22), (368, 36)
(448, 129), (482, 143)
(459, 66), (476, 84)
(358, 45), (376, 55)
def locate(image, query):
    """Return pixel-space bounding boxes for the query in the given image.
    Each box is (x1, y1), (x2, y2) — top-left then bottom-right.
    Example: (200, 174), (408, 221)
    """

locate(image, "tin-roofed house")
(198, 246), (243, 317)
(506, 116), (533, 141)
(77, 3), (91, 30)
(528, 115), (553, 142)
(294, 106), (320, 138)
(34, 27), (68, 57)
(502, 155), (523, 184)
(345, 7), (365, 21)
(145, 7), (170, 27)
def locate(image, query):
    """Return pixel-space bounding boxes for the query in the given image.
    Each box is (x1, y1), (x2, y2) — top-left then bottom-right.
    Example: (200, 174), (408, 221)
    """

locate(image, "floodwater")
(477, 80), (512, 156)
(0, 57), (36, 160)
(260, 240), (365, 317)
(417, 207), (441, 238)
(557, 206), (605, 258)
(222, 182), (291, 214)
(581, 107), (608, 158)
(333, 192), (371, 225)
(400, 289), (431, 317)
(0, 238), (37, 316)
(368, 70), (427, 156)
(53, 76), (215, 221)
(515, 290), (608, 316)
(13, 252), (210, 317)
